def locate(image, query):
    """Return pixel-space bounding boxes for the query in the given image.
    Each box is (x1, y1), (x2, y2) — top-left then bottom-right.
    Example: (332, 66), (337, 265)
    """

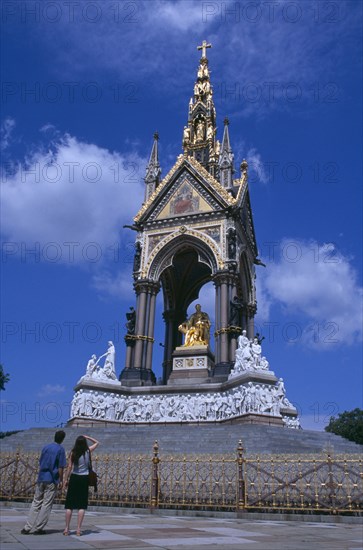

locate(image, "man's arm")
(56, 447), (67, 489)
(38, 448), (45, 466)
(57, 467), (64, 489)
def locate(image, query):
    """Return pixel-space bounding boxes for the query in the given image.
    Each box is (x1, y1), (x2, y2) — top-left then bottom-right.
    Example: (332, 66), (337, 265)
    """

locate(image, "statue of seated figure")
(178, 304), (211, 347)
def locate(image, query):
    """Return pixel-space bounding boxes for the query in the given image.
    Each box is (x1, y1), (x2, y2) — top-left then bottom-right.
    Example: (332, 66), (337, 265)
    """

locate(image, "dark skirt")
(65, 473), (89, 510)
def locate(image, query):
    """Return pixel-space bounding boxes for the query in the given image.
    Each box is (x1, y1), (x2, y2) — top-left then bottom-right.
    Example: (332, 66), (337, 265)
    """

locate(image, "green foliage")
(325, 408), (363, 445)
(0, 364), (10, 390)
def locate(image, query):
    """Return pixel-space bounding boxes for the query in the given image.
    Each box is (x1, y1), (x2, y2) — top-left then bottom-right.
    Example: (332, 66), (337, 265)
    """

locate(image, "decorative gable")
(134, 157), (236, 224)
(156, 179), (213, 220)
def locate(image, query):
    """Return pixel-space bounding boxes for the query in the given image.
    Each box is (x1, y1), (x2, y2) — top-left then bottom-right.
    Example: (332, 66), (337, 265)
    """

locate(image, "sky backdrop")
(1, 0), (362, 432)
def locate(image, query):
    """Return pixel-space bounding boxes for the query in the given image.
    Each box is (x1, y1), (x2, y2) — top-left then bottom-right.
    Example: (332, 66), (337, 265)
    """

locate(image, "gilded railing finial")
(151, 440), (160, 508)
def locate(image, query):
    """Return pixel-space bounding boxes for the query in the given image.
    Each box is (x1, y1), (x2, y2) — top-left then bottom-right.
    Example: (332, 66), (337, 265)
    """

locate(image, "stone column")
(212, 270), (232, 380)
(133, 282), (148, 369)
(241, 303), (248, 333)
(162, 309), (174, 383)
(121, 279), (159, 386)
(124, 340), (134, 370)
(228, 278), (240, 364)
(213, 277), (221, 364)
(123, 289), (142, 371)
(247, 302), (257, 339)
(145, 283), (160, 372)
(220, 279), (229, 363)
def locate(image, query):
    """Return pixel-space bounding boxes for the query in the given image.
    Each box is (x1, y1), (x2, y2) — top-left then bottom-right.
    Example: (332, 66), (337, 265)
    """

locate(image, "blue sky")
(1, 0), (362, 432)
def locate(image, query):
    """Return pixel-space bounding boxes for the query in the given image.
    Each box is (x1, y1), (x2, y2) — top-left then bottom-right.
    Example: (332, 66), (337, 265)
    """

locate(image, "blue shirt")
(37, 442), (66, 484)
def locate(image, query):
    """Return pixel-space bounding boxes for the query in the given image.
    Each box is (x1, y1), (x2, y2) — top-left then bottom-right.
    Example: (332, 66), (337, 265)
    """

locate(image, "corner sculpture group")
(229, 330), (271, 376)
(79, 341), (118, 385)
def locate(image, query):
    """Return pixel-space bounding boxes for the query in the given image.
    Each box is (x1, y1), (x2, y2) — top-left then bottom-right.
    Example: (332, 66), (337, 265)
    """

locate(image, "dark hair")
(54, 430), (66, 444)
(71, 435), (89, 466)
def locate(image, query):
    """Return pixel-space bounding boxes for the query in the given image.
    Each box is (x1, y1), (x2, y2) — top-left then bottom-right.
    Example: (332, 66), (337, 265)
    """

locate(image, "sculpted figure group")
(71, 378), (297, 427)
(229, 330), (273, 378)
(78, 341), (119, 385)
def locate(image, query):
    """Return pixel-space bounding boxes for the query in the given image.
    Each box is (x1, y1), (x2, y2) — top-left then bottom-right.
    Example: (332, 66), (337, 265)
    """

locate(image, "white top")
(72, 451), (90, 475)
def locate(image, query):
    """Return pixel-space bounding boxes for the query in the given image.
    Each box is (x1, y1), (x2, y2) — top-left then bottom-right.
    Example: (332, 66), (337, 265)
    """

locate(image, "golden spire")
(182, 41), (217, 175)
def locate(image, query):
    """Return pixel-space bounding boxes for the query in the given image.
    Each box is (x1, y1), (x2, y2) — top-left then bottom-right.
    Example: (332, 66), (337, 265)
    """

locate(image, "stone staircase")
(1, 424), (362, 455)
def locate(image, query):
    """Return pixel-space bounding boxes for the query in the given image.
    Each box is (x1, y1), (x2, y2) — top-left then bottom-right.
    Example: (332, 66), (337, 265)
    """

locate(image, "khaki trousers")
(23, 482), (56, 532)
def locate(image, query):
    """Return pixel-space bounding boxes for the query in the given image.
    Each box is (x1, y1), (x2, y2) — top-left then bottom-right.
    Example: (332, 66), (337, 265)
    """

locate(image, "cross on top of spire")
(197, 40), (212, 59)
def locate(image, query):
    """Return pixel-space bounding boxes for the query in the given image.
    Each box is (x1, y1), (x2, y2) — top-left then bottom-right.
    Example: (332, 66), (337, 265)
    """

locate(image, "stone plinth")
(167, 345), (215, 385)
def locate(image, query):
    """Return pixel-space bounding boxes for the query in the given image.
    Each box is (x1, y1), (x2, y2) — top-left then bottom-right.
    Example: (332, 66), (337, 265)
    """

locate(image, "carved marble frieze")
(70, 378), (299, 427)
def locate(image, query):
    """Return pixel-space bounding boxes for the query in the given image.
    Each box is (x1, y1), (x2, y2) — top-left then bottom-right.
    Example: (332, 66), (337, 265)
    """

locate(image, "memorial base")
(168, 345), (215, 385)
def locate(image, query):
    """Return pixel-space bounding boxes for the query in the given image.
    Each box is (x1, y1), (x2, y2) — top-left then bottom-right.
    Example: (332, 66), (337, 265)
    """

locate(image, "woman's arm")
(83, 435), (100, 452)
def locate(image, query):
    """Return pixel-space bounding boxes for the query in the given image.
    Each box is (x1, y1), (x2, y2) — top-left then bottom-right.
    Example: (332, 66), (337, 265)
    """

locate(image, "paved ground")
(1, 505), (362, 550)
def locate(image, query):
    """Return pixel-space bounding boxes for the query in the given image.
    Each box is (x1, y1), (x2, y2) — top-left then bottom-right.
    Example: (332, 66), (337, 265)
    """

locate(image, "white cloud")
(255, 278), (272, 322)
(92, 266), (134, 298)
(256, 239), (363, 347)
(1, 117), (16, 151)
(38, 384), (66, 397)
(39, 123), (57, 134)
(156, 1), (203, 31)
(246, 147), (269, 184)
(1, 131), (146, 263)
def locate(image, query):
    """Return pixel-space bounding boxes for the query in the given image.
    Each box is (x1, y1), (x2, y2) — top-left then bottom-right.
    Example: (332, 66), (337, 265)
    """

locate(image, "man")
(21, 430), (66, 535)
(179, 304), (211, 346)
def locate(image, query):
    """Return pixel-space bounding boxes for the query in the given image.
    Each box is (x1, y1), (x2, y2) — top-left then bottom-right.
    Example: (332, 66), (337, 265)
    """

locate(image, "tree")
(325, 408), (363, 445)
(0, 364), (10, 391)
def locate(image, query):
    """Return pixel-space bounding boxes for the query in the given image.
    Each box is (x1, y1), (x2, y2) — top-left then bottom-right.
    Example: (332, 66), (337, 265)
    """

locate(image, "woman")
(63, 434), (99, 536)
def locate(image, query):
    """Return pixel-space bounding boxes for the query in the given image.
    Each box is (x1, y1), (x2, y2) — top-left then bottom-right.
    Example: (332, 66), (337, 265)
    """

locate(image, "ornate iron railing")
(0, 442), (362, 514)
(243, 453), (363, 513)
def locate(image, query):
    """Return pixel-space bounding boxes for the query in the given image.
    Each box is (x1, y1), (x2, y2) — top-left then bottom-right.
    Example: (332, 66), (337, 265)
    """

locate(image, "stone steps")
(1, 424), (362, 455)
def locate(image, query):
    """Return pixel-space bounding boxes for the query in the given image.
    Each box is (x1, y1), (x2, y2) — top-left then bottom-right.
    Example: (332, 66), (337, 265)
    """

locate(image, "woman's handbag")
(88, 452), (98, 492)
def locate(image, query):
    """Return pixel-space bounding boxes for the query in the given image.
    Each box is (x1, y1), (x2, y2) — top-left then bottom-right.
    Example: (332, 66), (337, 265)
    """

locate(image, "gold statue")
(178, 304), (211, 347)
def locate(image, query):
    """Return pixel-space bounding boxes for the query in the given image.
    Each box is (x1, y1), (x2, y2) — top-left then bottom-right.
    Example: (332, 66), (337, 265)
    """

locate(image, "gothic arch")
(146, 232), (221, 282)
